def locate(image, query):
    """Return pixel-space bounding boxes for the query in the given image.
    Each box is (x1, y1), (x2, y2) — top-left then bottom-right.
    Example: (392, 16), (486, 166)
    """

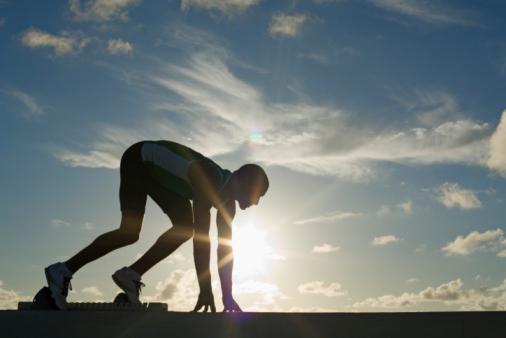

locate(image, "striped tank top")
(141, 140), (232, 199)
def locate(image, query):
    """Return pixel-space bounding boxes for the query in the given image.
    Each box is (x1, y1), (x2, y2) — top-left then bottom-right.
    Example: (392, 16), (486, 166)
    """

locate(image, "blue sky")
(2, 0), (506, 311)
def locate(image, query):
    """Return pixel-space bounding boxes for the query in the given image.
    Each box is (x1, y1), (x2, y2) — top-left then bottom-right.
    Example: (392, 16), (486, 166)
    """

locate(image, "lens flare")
(249, 128), (263, 144)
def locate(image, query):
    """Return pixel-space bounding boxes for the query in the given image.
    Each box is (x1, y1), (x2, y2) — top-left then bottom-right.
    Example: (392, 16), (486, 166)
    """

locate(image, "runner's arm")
(216, 202), (236, 297)
(188, 161), (220, 312)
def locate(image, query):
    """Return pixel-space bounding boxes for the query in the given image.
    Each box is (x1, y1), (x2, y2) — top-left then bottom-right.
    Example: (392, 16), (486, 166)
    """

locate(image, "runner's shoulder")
(188, 160), (222, 196)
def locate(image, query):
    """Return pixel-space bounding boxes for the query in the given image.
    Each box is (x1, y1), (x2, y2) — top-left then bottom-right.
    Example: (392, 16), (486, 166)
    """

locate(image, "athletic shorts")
(119, 142), (193, 226)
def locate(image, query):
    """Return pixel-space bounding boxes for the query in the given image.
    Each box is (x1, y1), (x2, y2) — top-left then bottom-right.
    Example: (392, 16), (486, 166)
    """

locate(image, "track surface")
(1, 311), (505, 338)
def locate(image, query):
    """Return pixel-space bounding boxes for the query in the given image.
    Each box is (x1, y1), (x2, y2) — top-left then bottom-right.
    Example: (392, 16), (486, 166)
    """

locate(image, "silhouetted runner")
(44, 140), (269, 312)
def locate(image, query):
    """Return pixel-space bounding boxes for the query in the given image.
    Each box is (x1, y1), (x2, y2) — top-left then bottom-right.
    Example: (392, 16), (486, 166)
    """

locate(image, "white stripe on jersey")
(141, 142), (191, 181)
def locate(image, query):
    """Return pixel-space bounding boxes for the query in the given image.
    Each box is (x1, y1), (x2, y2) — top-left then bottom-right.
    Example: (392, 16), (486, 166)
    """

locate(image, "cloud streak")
(51, 24), (501, 184)
(312, 243), (340, 253)
(368, 0), (476, 26)
(295, 211), (362, 225)
(371, 235), (401, 246)
(181, 0), (259, 16)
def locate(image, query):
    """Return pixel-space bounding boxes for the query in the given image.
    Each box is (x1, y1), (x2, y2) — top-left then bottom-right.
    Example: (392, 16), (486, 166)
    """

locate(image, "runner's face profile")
(237, 183), (262, 210)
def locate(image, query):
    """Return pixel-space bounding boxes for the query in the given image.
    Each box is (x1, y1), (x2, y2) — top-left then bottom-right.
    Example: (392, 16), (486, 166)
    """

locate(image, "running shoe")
(44, 262), (73, 310)
(112, 267), (144, 304)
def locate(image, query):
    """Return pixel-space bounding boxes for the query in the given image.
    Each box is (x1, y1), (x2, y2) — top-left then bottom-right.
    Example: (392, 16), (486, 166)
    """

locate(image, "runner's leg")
(65, 211), (143, 274)
(129, 196), (193, 276)
(64, 142), (148, 274)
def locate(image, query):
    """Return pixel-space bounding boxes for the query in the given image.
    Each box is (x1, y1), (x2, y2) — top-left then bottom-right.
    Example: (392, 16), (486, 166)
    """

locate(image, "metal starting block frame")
(18, 301), (168, 311)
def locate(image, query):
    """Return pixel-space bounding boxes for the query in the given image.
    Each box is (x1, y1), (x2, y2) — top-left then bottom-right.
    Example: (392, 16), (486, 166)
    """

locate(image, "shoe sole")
(44, 267), (68, 310)
(112, 273), (141, 304)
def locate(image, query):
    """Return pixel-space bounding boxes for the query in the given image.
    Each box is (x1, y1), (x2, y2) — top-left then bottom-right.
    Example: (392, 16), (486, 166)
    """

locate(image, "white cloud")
(269, 13), (307, 38)
(234, 280), (288, 309)
(295, 211), (362, 225)
(82, 222), (95, 230)
(442, 228), (504, 256)
(0, 281), (30, 309)
(371, 235), (400, 246)
(54, 147), (122, 169)
(69, 0), (140, 22)
(148, 269), (198, 311)
(406, 278), (419, 283)
(312, 243), (340, 253)
(354, 278), (506, 311)
(376, 205), (390, 216)
(434, 182), (481, 210)
(81, 286), (103, 297)
(289, 306), (339, 312)
(3, 89), (44, 118)
(368, 0), (476, 26)
(107, 39), (133, 55)
(181, 0), (259, 16)
(298, 281), (347, 297)
(51, 219), (71, 228)
(487, 110), (506, 177)
(21, 28), (88, 56)
(397, 200), (412, 214)
(51, 25), (498, 183)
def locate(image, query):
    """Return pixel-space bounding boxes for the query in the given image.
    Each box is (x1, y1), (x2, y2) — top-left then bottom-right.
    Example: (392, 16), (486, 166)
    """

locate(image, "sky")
(1, 0), (506, 312)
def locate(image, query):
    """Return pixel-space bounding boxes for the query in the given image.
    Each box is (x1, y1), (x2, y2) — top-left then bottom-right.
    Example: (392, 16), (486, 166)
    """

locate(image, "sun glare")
(232, 222), (281, 278)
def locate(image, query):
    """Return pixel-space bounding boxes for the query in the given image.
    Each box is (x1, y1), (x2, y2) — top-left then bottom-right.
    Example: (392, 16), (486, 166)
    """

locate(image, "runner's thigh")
(147, 185), (193, 228)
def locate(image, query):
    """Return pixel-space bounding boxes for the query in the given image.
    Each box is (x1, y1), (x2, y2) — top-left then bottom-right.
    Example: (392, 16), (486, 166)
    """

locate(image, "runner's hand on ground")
(192, 290), (216, 313)
(222, 294), (242, 312)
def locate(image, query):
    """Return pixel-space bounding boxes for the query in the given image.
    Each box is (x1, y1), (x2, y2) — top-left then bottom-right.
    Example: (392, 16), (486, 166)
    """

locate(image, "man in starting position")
(44, 140), (269, 312)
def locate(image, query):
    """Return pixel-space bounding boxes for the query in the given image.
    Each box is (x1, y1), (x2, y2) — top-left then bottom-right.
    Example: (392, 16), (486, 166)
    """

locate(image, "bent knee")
(117, 230), (140, 245)
(176, 226), (194, 241)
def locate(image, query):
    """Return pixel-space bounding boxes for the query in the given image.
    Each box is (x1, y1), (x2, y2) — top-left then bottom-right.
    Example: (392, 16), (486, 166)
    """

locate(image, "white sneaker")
(44, 262), (73, 310)
(112, 267), (144, 304)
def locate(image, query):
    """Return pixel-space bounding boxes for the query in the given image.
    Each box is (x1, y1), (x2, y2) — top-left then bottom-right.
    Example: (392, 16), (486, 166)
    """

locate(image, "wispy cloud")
(353, 278), (506, 310)
(269, 13), (308, 38)
(312, 243), (340, 253)
(20, 28), (89, 56)
(51, 24), (498, 183)
(69, 0), (140, 22)
(295, 211), (362, 225)
(434, 182), (481, 210)
(107, 38), (133, 55)
(371, 235), (401, 246)
(181, 0), (259, 16)
(50, 219), (71, 228)
(2, 88), (44, 118)
(442, 229), (504, 256)
(368, 0), (476, 26)
(298, 281), (347, 297)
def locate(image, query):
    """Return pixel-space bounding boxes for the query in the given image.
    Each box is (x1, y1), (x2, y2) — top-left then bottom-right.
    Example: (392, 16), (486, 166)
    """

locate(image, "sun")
(232, 222), (281, 278)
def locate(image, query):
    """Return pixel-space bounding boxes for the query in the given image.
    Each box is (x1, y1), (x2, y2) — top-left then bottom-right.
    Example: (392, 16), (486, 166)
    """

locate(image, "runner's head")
(233, 164), (269, 210)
